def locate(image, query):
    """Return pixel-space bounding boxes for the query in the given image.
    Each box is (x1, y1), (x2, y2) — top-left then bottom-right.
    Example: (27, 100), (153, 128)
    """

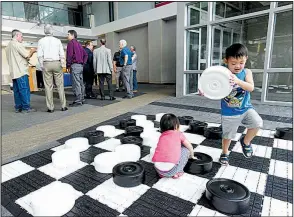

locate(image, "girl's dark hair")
(225, 43), (248, 59)
(160, 114), (180, 133)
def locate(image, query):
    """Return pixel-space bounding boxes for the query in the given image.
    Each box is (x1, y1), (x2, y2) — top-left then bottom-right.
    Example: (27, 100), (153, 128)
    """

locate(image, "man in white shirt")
(93, 39), (116, 101)
(37, 24), (67, 113)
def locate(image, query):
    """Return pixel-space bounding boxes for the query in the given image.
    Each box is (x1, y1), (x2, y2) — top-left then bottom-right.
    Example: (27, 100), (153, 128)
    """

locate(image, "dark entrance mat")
(31, 91), (120, 107)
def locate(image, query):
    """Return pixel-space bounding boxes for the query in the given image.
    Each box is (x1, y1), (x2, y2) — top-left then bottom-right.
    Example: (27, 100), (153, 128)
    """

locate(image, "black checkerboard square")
(200, 139), (237, 151)
(229, 152), (270, 173)
(2, 170), (55, 202)
(21, 149), (55, 168)
(264, 175), (293, 203)
(271, 148), (293, 163)
(60, 165), (112, 194)
(64, 195), (120, 216)
(250, 136), (274, 147)
(138, 160), (161, 187)
(123, 188), (195, 216)
(197, 191), (264, 217)
(80, 146), (109, 164)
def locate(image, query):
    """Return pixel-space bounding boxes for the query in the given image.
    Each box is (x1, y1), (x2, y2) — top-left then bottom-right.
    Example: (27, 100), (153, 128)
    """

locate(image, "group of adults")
(5, 24), (138, 113)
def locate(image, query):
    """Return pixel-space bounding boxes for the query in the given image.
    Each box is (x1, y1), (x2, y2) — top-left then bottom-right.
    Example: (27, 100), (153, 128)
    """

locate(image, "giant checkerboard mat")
(2, 112), (293, 216)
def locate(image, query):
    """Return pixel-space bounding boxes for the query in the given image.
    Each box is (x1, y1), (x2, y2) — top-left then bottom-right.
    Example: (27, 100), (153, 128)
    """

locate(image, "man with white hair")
(119, 39), (133, 99)
(6, 29), (37, 113)
(37, 24), (67, 113)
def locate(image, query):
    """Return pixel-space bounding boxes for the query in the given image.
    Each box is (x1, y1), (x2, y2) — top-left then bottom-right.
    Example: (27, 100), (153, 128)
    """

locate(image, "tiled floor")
(1, 110), (292, 216)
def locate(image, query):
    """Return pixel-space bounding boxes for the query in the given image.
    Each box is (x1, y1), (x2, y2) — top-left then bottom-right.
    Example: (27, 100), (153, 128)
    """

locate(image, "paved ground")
(1, 84), (292, 216)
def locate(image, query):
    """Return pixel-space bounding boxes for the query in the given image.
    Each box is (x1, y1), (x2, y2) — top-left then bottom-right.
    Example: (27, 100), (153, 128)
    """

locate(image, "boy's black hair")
(68, 30), (77, 39)
(225, 43), (248, 59)
(160, 114), (180, 133)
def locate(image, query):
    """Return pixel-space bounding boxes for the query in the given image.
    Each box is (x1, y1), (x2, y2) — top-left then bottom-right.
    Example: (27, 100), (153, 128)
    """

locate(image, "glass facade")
(1, 2), (90, 28)
(183, 2), (293, 105)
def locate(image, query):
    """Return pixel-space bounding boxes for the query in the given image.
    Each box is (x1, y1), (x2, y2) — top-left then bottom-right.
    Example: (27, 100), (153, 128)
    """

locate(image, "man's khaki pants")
(43, 61), (66, 110)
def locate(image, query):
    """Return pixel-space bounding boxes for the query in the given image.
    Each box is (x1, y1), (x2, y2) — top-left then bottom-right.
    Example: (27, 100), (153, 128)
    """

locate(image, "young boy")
(203, 43), (263, 165)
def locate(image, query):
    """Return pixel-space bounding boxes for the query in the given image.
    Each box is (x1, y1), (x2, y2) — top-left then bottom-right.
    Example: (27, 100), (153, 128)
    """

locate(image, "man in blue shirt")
(119, 39), (133, 99)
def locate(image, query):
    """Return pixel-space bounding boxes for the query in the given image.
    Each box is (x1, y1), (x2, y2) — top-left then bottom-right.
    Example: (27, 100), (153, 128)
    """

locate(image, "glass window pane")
(212, 15), (268, 69)
(278, 2), (293, 7)
(214, 2), (225, 19)
(187, 3), (208, 26)
(186, 27), (207, 70)
(2, 2), (14, 16)
(189, 8), (200, 25)
(251, 72), (263, 100)
(266, 72), (293, 102)
(270, 11), (293, 68)
(185, 74), (199, 94)
(212, 28), (221, 65)
(213, 2), (270, 20)
(13, 2), (25, 19)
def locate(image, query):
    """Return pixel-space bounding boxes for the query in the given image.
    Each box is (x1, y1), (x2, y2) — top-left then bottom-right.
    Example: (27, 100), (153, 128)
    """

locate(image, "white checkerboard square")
(273, 139), (292, 151)
(232, 143), (273, 158)
(269, 160), (292, 180)
(262, 196), (292, 216)
(15, 181), (83, 216)
(2, 160), (35, 183)
(213, 165), (267, 194)
(87, 178), (150, 213)
(207, 123), (221, 128)
(153, 173), (208, 203)
(179, 125), (190, 132)
(189, 205), (227, 216)
(38, 161), (87, 180)
(193, 145), (223, 162)
(94, 138), (121, 151)
(51, 144), (66, 152)
(232, 133), (242, 141)
(184, 132), (206, 145)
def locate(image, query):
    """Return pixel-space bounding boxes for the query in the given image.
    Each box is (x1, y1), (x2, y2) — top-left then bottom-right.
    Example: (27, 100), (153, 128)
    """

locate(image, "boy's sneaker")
(219, 153), (229, 165)
(240, 136), (253, 158)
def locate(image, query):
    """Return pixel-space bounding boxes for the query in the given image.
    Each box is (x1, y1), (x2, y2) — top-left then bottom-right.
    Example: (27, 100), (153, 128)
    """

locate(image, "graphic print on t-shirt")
(223, 84), (246, 108)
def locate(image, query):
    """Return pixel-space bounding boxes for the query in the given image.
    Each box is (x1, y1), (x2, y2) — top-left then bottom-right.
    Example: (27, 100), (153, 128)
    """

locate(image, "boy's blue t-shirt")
(120, 47), (133, 65)
(221, 67), (253, 116)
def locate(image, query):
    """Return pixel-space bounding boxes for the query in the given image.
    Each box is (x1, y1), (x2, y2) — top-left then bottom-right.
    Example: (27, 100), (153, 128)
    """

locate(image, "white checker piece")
(153, 173), (209, 203)
(15, 181), (83, 216)
(193, 146), (223, 162)
(262, 196), (292, 216)
(2, 160), (35, 183)
(94, 138), (121, 151)
(183, 132), (206, 145)
(87, 178), (150, 213)
(269, 159), (292, 180)
(232, 142), (273, 158)
(38, 161), (87, 180)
